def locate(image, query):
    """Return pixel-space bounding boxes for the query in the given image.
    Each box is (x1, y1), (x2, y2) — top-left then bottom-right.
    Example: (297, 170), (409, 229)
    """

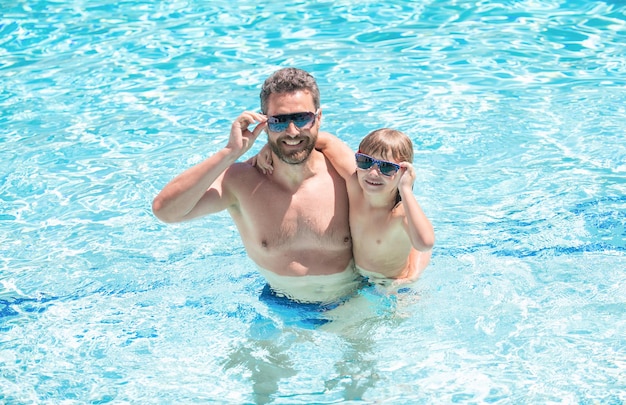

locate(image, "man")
(152, 68), (361, 303)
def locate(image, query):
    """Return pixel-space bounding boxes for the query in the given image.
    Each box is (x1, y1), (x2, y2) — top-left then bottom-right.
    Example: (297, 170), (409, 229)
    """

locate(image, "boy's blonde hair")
(358, 128), (413, 164)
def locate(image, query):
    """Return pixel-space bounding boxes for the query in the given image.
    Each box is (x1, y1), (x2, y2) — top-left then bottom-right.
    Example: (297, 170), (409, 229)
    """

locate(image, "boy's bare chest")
(350, 207), (406, 252)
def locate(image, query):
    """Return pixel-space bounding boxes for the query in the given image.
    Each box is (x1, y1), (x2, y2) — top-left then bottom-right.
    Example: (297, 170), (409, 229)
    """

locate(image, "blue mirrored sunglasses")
(267, 110), (318, 132)
(355, 153), (400, 176)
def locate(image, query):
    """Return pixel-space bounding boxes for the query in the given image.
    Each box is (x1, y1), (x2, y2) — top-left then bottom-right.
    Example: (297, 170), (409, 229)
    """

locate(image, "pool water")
(1, 0), (625, 403)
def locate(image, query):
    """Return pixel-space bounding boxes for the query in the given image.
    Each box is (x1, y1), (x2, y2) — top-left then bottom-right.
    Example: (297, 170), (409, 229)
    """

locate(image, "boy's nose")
(368, 164), (382, 175)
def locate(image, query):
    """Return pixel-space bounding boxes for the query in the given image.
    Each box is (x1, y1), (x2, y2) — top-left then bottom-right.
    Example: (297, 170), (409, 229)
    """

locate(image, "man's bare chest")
(234, 181), (349, 248)
(251, 194), (342, 236)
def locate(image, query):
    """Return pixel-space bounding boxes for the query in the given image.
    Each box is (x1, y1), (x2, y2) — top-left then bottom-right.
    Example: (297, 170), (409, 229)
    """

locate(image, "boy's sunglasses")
(355, 153), (400, 176)
(267, 110), (318, 132)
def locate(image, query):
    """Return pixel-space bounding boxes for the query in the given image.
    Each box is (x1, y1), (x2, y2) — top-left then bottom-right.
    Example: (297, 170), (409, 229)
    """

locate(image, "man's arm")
(152, 111), (267, 223)
(316, 131), (356, 181)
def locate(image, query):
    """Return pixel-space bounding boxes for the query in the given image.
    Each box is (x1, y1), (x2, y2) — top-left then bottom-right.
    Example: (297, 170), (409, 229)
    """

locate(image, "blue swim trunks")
(258, 284), (356, 328)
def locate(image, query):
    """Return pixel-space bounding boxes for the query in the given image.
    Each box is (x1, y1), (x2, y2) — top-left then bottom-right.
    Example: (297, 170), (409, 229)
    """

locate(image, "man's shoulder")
(220, 162), (268, 204)
(224, 160), (266, 185)
(228, 160), (255, 172)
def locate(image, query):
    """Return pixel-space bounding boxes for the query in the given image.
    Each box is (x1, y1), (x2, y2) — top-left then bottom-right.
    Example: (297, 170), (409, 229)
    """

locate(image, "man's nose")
(285, 121), (299, 136)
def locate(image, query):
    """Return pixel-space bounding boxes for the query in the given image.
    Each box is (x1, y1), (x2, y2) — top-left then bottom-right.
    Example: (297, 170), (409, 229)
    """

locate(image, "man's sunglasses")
(355, 153), (400, 176)
(267, 110), (318, 132)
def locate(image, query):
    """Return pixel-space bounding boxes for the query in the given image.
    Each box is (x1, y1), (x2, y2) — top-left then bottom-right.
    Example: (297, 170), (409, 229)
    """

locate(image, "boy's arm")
(316, 131), (356, 181)
(152, 111), (267, 223)
(398, 163), (435, 252)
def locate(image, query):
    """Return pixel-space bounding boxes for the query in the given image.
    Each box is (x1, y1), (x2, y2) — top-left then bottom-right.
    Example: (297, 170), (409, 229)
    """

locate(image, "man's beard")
(268, 135), (317, 165)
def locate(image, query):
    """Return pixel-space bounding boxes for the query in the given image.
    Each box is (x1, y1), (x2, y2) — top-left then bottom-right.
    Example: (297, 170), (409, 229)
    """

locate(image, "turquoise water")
(1, 0), (625, 403)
